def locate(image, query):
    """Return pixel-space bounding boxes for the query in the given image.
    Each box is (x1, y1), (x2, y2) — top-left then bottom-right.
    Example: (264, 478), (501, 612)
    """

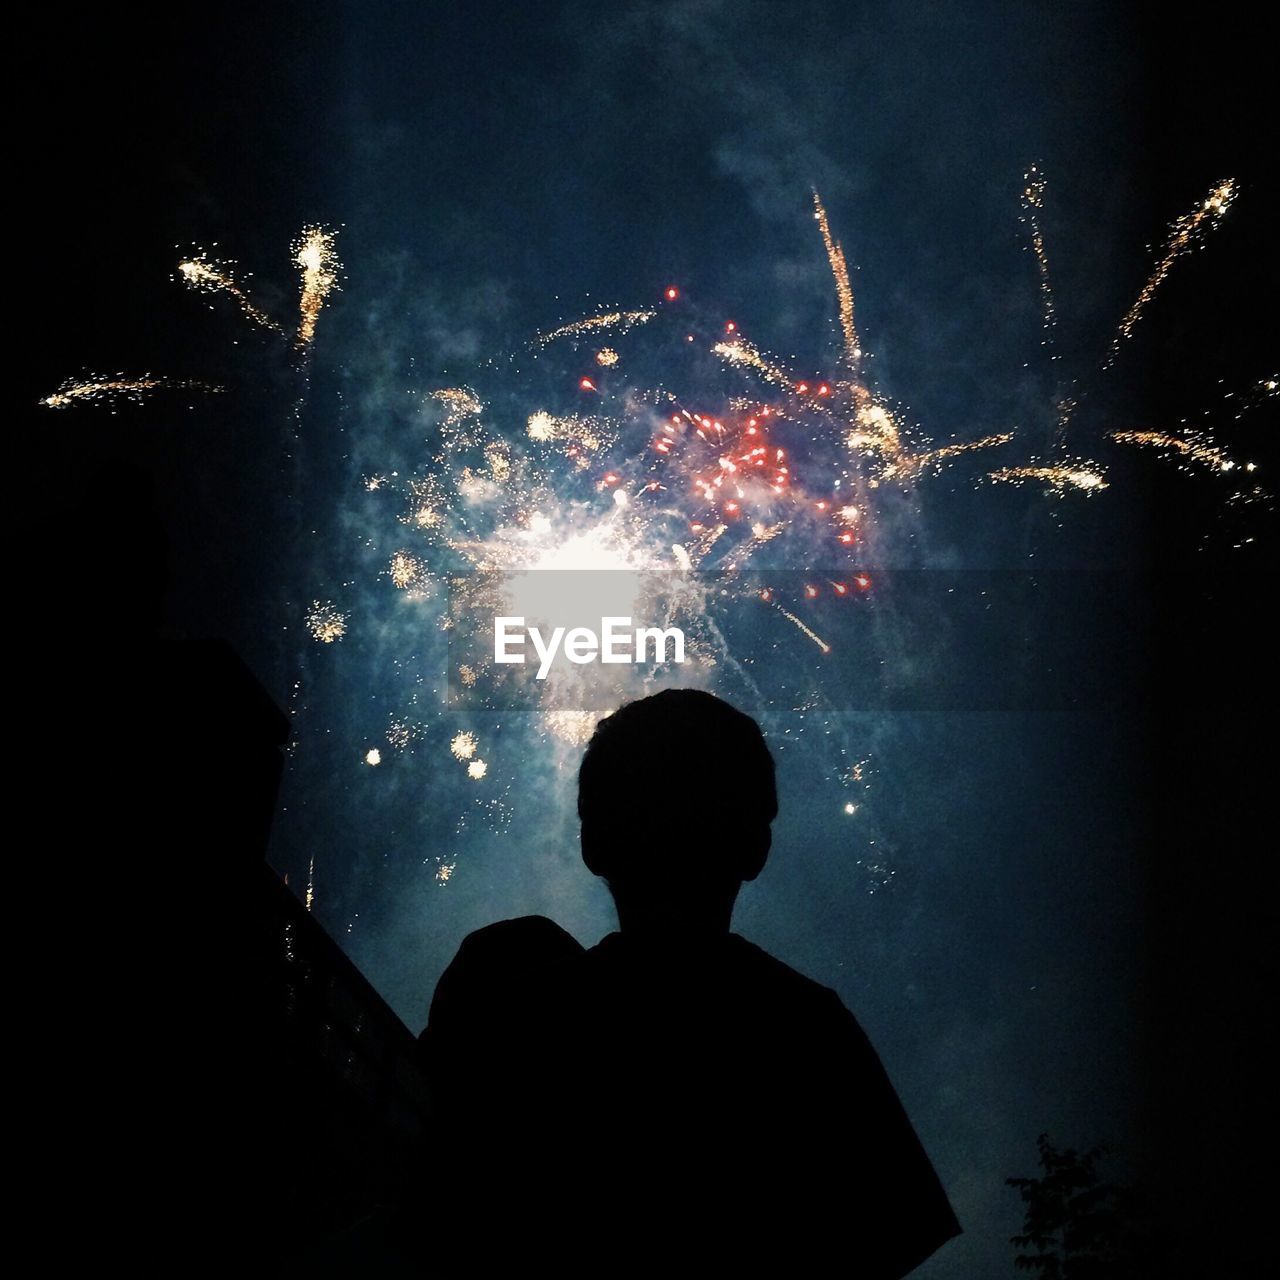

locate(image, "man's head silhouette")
(578, 689), (777, 937)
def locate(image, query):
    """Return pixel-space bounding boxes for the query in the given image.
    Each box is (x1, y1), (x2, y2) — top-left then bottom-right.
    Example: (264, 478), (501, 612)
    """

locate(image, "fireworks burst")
(770, 602), (832, 654)
(305, 600), (348, 643)
(1020, 165), (1056, 344)
(388, 550), (427, 591)
(813, 190), (862, 371)
(988, 462), (1109, 495)
(712, 338), (797, 390)
(40, 374), (222, 410)
(544, 709), (599, 745)
(880, 433), (1015, 485)
(1106, 180), (1236, 365)
(535, 309), (655, 347)
(177, 251), (282, 332)
(1109, 430), (1254, 475)
(294, 226), (341, 346)
(44, 163), (1264, 907)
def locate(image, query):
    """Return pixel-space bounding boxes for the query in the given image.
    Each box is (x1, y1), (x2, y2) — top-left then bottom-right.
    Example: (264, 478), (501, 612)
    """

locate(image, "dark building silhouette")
(26, 631), (431, 1266)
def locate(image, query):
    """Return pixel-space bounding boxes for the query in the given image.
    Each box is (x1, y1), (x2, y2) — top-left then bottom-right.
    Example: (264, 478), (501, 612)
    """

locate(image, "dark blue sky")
(20, 3), (1272, 1274)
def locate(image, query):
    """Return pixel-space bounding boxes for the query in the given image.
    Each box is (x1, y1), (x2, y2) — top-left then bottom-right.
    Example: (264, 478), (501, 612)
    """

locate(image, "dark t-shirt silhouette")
(417, 692), (960, 1274)
(421, 917), (959, 1275)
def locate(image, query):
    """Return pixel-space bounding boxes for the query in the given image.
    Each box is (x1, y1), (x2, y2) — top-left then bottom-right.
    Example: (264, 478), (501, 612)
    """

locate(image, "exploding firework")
(770, 602), (832, 654)
(388, 550), (428, 592)
(988, 462), (1109, 495)
(813, 190), (862, 370)
(177, 251), (282, 332)
(1020, 165), (1056, 343)
(44, 164), (1262, 909)
(40, 374), (222, 409)
(535, 309), (656, 347)
(305, 600), (348, 643)
(294, 226), (341, 346)
(880, 433), (1016, 485)
(1109, 430), (1253, 475)
(544, 709), (598, 745)
(712, 338), (797, 391)
(1106, 180), (1236, 365)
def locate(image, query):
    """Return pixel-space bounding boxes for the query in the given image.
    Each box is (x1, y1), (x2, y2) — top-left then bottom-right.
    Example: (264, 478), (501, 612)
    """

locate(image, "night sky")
(21, 3), (1273, 1273)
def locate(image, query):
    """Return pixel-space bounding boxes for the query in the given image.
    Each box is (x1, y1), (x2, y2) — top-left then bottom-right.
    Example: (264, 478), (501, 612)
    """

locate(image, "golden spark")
(294, 226), (341, 346)
(536, 309), (655, 347)
(305, 600), (348, 643)
(989, 463), (1108, 495)
(41, 375), (222, 409)
(177, 252), (281, 331)
(813, 190), (861, 370)
(1107, 180), (1236, 364)
(1020, 165), (1056, 340)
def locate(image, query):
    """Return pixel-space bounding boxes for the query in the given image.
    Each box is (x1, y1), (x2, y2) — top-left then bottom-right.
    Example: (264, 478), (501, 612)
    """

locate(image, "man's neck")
(610, 882), (739, 939)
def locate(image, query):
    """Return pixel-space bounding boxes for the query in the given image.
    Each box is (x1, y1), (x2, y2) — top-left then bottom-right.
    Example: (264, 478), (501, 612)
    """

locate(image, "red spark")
(579, 377), (597, 391)
(797, 382), (809, 394)
(805, 585), (819, 599)
(855, 574), (871, 590)
(665, 286), (680, 300)
(817, 383), (831, 396)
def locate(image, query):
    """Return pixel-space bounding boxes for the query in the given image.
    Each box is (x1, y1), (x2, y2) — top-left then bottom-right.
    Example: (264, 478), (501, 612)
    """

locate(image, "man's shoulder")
(723, 933), (860, 1022)
(725, 932), (843, 992)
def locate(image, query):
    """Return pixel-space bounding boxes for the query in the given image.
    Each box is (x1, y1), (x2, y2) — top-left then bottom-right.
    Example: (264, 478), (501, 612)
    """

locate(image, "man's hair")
(577, 689), (777, 880)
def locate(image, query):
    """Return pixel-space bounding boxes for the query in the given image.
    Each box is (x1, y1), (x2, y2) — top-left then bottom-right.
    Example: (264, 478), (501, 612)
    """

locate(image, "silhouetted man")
(420, 690), (960, 1274)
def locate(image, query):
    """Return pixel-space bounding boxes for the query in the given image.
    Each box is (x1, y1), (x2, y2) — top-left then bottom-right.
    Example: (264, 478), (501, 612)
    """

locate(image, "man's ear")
(580, 821), (609, 878)
(738, 826), (771, 883)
